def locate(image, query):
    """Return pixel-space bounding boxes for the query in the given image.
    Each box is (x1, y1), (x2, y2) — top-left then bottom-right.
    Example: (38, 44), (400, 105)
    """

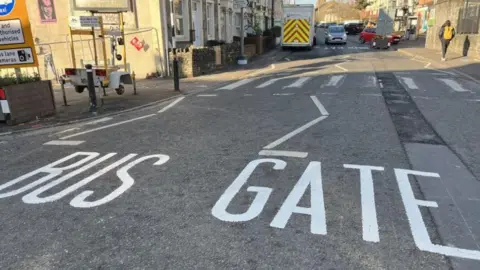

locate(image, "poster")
(38, 0), (56, 23)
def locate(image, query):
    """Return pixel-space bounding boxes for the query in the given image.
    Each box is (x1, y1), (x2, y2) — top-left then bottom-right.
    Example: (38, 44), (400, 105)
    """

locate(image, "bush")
(0, 73), (41, 87)
(272, 26), (282, 37)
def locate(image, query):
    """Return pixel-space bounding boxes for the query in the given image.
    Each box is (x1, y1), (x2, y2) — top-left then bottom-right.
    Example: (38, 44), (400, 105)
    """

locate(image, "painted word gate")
(0, 152), (170, 208)
(212, 158), (480, 261)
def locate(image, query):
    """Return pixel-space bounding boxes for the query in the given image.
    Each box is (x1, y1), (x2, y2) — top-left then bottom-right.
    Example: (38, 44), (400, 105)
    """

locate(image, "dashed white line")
(438, 78), (470, 92)
(284, 77), (311, 88)
(273, 93), (294, 96)
(197, 94), (218, 97)
(310, 96), (329, 116)
(44, 140), (85, 146)
(257, 78), (281, 88)
(217, 78), (256, 90)
(258, 150), (309, 158)
(158, 96), (185, 113)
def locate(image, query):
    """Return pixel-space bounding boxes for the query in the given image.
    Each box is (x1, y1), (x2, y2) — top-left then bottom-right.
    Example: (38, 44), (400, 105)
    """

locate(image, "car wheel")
(115, 84), (125, 95)
(74, 86), (85, 93)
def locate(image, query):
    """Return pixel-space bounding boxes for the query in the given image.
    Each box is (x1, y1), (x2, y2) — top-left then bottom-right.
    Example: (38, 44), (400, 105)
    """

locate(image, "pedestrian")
(438, 20), (455, 61)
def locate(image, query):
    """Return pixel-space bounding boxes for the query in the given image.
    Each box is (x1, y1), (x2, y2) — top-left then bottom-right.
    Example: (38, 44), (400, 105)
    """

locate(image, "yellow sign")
(0, 0), (38, 68)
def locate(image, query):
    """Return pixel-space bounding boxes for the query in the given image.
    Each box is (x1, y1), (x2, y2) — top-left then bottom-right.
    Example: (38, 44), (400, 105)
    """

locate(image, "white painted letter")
(270, 161), (326, 235)
(344, 164), (384, 242)
(212, 158), (287, 222)
(395, 169), (480, 260)
(0, 152), (100, 198)
(70, 154), (170, 208)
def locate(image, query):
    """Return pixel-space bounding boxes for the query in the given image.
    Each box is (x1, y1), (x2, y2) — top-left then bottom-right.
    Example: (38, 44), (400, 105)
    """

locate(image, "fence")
(457, 4), (480, 34)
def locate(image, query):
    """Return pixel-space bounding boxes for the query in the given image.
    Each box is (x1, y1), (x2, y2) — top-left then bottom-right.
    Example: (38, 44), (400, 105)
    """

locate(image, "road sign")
(0, 0), (38, 68)
(234, 0), (247, 9)
(69, 16), (101, 28)
(0, 48), (34, 65)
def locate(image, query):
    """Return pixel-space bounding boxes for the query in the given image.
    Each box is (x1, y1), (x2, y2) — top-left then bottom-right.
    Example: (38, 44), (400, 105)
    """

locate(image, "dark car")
(344, 23), (364, 35)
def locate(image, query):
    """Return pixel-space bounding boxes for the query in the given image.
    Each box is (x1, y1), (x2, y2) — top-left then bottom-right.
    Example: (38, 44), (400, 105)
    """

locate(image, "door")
(192, 1), (202, 46)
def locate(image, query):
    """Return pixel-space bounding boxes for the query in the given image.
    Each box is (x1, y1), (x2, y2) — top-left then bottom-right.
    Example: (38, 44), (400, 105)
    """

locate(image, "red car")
(359, 28), (401, 44)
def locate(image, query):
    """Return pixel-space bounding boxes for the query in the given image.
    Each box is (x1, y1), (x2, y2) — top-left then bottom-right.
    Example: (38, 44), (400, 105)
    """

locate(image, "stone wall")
(169, 42), (241, 78)
(426, 0), (480, 59)
(3, 81), (55, 125)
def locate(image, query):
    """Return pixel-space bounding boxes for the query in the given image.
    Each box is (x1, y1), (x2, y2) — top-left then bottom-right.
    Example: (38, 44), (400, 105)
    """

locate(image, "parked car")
(325, 25), (347, 45)
(359, 28), (400, 44)
(344, 23), (364, 35)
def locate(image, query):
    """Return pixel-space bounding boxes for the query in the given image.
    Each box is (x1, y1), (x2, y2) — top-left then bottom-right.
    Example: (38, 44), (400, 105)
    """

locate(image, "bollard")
(132, 71), (137, 95)
(60, 77), (68, 106)
(85, 64), (97, 114)
(173, 49), (180, 91)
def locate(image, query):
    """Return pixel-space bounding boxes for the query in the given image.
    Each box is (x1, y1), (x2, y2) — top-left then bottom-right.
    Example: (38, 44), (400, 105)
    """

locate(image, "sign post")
(0, 0), (38, 72)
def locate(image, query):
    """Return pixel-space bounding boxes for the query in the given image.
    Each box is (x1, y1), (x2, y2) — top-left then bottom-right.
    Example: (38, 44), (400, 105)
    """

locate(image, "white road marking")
(310, 96), (329, 116)
(400, 77), (419, 90)
(438, 78), (470, 92)
(395, 169), (480, 261)
(217, 78), (256, 90)
(44, 140), (85, 146)
(263, 116), (328, 149)
(321, 92), (337, 95)
(257, 78), (281, 88)
(360, 93), (382, 97)
(284, 77), (311, 88)
(0, 132), (12, 136)
(379, 82), (384, 89)
(85, 117), (113, 125)
(334, 64), (348, 72)
(51, 128), (81, 137)
(61, 114), (156, 139)
(258, 150), (308, 158)
(270, 161), (327, 235)
(424, 63), (431, 68)
(158, 96), (185, 113)
(0, 141), (6, 144)
(367, 76), (377, 87)
(344, 164), (384, 242)
(197, 94), (218, 97)
(273, 93), (294, 96)
(244, 94), (253, 96)
(324, 75), (345, 87)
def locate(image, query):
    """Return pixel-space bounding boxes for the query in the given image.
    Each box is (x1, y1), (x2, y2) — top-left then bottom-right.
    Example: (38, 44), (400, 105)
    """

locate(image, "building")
(0, 0), (277, 81)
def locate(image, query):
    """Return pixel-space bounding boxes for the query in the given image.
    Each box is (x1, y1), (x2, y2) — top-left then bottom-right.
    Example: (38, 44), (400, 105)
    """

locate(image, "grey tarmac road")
(0, 30), (479, 269)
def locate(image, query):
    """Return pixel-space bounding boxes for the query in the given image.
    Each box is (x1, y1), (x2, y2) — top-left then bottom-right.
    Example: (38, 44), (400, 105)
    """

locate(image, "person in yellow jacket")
(438, 20), (455, 61)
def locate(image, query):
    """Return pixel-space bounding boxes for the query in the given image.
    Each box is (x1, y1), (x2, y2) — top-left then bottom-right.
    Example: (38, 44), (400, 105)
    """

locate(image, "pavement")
(1, 30), (480, 269)
(0, 47), (288, 134)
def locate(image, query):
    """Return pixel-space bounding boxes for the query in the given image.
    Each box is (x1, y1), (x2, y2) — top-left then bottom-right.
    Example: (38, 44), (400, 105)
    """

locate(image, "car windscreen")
(328, 27), (344, 33)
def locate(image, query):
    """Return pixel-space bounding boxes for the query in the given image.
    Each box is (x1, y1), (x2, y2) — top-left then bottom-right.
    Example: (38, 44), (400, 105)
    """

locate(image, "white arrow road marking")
(438, 78), (470, 92)
(217, 78), (256, 90)
(284, 77), (311, 88)
(44, 140), (85, 146)
(258, 150), (308, 158)
(400, 77), (419, 90)
(256, 78), (282, 88)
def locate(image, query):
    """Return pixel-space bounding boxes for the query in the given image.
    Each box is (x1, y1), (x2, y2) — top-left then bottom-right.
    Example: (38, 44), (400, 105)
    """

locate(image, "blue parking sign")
(0, 0), (15, 16)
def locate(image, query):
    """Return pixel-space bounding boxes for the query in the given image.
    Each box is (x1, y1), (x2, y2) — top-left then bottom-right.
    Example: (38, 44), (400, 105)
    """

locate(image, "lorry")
(371, 8), (395, 49)
(281, 4), (316, 49)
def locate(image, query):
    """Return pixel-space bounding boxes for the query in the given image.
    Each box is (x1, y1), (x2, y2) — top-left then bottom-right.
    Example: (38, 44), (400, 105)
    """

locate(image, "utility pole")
(271, 0), (275, 28)
(241, 6), (245, 57)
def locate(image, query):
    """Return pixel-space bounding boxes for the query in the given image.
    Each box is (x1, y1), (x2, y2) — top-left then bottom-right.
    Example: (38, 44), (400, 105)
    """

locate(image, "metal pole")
(271, 0), (274, 29)
(132, 71), (137, 95)
(241, 7), (245, 57)
(173, 49), (180, 91)
(14, 68), (21, 84)
(120, 12), (128, 71)
(85, 64), (97, 114)
(61, 77), (68, 106)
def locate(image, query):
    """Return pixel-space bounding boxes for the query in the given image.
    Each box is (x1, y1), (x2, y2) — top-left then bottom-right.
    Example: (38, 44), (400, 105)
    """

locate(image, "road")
(1, 30), (480, 269)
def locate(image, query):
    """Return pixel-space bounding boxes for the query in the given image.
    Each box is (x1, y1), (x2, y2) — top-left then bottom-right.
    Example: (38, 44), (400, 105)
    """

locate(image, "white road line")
(325, 75), (345, 87)
(258, 150), (309, 158)
(321, 92), (337, 95)
(0, 132), (12, 136)
(217, 78), (256, 90)
(44, 140), (85, 146)
(263, 116), (328, 149)
(85, 117), (113, 125)
(400, 77), (419, 90)
(379, 82), (384, 89)
(360, 93), (382, 97)
(197, 94), (217, 97)
(273, 93), (294, 96)
(158, 96), (185, 113)
(367, 76), (377, 87)
(310, 96), (329, 116)
(284, 77), (311, 88)
(61, 114), (156, 139)
(424, 63), (431, 68)
(256, 78), (281, 88)
(334, 64), (348, 72)
(52, 128), (81, 136)
(438, 78), (470, 92)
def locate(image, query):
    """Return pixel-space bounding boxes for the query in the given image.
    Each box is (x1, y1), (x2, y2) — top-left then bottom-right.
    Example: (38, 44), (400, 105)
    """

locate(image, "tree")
(354, 0), (370, 10)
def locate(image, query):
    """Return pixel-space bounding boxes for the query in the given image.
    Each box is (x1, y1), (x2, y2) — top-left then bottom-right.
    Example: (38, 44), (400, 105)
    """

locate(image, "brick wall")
(3, 81), (55, 125)
(169, 43), (241, 78)
(426, 0), (480, 59)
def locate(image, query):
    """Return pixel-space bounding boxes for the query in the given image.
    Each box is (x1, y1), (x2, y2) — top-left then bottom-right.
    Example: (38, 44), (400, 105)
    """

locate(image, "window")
(457, 5), (480, 34)
(173, 0), (185, 36)
(235, 13), (241, 29)
(207, 2), (214, 39)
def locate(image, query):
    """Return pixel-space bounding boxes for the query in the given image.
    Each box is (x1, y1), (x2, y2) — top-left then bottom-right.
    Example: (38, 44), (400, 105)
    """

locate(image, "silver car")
(325, 25), (347, 45)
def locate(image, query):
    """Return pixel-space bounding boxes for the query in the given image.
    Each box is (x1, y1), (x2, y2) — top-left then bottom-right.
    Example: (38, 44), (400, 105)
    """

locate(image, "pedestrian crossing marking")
(284, 77), (311, 88)
(438, 78), (470, 92)
(399, 77), (419, 90)
(256, 78), (282, 88)
(324, 75), (345, 87)
(217, 78), (257, 90)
